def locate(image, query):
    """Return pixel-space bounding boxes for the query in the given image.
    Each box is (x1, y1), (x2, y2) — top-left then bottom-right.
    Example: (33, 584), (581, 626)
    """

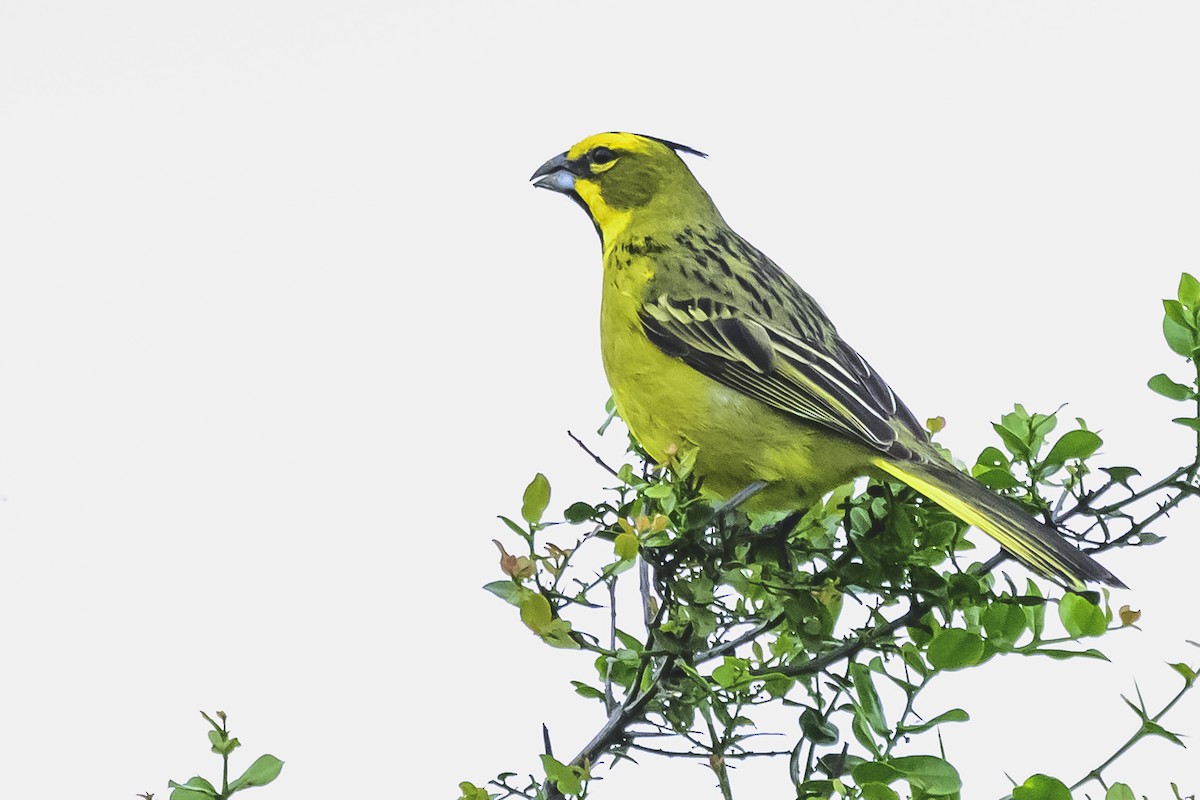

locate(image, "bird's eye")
(590, 147), (616, 165)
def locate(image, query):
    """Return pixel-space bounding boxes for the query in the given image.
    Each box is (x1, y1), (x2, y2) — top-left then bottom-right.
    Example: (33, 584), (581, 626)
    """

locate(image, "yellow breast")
(598, 249), (872, 510)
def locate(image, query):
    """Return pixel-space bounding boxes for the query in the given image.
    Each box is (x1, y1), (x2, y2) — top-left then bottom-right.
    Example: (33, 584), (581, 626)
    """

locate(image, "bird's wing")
(640, 294), (927, 459)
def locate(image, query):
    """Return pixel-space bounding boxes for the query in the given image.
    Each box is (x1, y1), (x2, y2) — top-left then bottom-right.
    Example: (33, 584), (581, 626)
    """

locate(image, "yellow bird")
(531, 132), (1123, 589)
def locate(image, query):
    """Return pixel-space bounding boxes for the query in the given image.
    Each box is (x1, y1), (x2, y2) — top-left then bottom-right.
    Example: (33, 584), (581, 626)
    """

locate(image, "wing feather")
(640, 294), (925, 458)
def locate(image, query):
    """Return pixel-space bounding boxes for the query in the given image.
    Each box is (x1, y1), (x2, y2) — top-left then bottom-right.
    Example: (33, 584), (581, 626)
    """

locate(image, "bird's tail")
(872, 458), (1125, 589)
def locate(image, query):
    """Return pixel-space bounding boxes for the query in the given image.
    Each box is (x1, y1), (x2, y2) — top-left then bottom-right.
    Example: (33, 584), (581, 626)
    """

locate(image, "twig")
(1070, 675), (1197, 792)
(752, 599), (930, 679)
(544, 658), (676, 800)
(695, 614), (786, 664)
(606, 577), (617, 712)
(1088, 486), (1197, 555)
(701, 703), (735, 800)
(568, 430), (621, 479)
(639, 557), (654, 630)
(627, 742), (793, 759)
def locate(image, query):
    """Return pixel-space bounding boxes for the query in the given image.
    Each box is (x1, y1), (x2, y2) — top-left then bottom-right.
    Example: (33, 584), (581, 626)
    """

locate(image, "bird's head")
(531, 132), (717, 241)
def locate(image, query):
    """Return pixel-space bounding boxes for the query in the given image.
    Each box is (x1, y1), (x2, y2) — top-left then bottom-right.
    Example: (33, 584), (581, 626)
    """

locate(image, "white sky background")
(1, 2), (1198, 797)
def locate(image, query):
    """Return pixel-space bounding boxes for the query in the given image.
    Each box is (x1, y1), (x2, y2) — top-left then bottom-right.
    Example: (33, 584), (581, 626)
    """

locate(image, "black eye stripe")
(590, 147), (616, 165)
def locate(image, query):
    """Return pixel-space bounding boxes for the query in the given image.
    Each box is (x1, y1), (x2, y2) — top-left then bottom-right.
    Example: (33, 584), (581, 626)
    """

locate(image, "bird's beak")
(530, 152), (577, 193)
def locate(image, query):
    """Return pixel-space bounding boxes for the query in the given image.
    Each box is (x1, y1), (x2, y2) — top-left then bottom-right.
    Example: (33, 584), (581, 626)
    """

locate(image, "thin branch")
(627, 742), (794, 759)
(701, 703), (735, 800)
(545, 658), (675, 800)
(568, 430), (621, 479)
(695, 614), (786, 664)
(605, 577), (617, 712)
(753, 598), (929, 679)
(639, 557), (654, 630)
(1088, 485), (1197, 555)
(1070, 673), (1197, 792)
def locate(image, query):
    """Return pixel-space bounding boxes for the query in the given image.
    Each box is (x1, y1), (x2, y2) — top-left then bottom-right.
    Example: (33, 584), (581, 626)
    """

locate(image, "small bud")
(493, 539), (534, 580)
(1119, 605), (1142, 626)
(545, 542), (573, 559)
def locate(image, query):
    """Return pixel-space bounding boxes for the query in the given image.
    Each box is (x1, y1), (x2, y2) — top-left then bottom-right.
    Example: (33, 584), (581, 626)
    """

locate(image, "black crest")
(629, 133), (708, 159)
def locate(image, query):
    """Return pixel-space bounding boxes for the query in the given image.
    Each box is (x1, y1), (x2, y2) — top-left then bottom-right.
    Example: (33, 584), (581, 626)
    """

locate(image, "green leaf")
(1143, 719), (1187, 747)
(974, 468), (1021, 490)
(1041, 430), (1102, 471)
(927, 629), (985, 671)
(497, 515), (527, 538)
(1169, 661), (1197, 687)
(798, 707), (840, 745)
(1179, 272), (1200, 306)
(1021, 647), (1109, 661)
(1029, 409), (1057, 439)
(614, 628), (643, 651)
(795, 779), (836, 798)
(643, 483), (673, 499)
(519, 592), (552, 634)
(563, 501), (596, 523)
(457, 782), (491, 800)
(1024, 580), (1046, 639)
(540, 618), (579, 649)
(850, 710), (880, 757)
(1059, 593), (1108, 638)
(815, 753), (866, 779)
(891, 755), (962, 795)
(228, 754), (284, 792)
(992, 423), (1031, 460)
(1163, 313), (1195, 357)
(614, 532), (639, 560)
(597, 396), (617, 434)
(1172, 416), (1200, 432)
(974, 446), (1010, 470)
(168, 777), (218, 800)
(852, 761), (901, 785)
(712, 656), (750, 688)
(521, 473), (551, 525)
(762, 671), (794, 698)
(983, 602), (1027, 646)
(1012, 774), (1072, 800)
(900, 642), (928, 677)
(483, 580), (523, 606)
(1100, 466), (1141, 488)
(897, 708), (969, 735)
(1149, 373), (1194, 401)
(600, 557), (634, 577)
(860, 783), (901, 800)
(1106, 784), (1136, 800)
(1164, 298), (1193, 328)
(570, 681), (605, 700)
(540, 754), (583, 796)
(850, 662), (888, 735)
(642, 531), (671, 547)
(208, 730), (240, 755)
